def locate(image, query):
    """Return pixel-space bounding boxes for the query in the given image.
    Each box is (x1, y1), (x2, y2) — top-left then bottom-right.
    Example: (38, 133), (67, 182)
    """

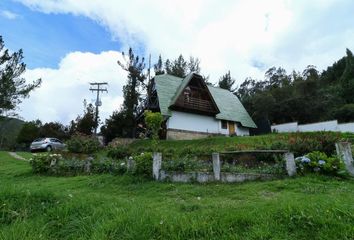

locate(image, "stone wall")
(166, 128), (221, 140)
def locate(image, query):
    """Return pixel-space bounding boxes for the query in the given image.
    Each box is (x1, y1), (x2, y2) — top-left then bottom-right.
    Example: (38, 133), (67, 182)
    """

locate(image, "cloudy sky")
(1, 0), (354, 125)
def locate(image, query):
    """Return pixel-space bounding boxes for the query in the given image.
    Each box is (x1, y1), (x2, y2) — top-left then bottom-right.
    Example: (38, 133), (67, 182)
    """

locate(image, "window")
(221, 120), (227, 129)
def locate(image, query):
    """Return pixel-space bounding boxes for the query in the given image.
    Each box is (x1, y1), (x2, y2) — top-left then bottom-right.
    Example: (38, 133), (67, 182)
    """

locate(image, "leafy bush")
(287, 132), (341, 156)
(295, 151), (344, 176)
(29, 152), (127, 176)
(144, 110), (163, 141)
(133, 152), (153, 178)
(29, 153), (63, 174)
(66, 134), (100, 154)
(107, 146), (131, 159)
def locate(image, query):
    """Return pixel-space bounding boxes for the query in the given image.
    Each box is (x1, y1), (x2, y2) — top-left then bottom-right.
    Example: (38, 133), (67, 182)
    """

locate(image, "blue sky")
(0, 0), (121, 68)
(1, 0), (354, 124)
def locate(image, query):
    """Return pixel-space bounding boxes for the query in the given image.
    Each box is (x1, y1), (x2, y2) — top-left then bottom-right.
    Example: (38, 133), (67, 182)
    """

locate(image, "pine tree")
(163, 54), (201, 78)
(340, 48), (354, 103)
(218, 71), (236, 92)
(154, 55), (165, 75)
(0, 36), (41, 115)
(117, 48), (146, 137)
(171, 55), (187, 77)
(74, 100), (97, 135)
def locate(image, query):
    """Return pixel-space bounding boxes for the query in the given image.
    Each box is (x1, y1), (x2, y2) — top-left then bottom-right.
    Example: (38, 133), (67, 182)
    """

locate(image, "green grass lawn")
(1, 151), (354, 240)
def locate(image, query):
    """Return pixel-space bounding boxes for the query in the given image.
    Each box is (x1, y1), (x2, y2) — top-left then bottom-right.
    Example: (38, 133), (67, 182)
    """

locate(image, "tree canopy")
(235, 49), (354, 127)
(0, 36), (41, 115)
(155, 54), (201, 78)
(218, 71), (236, 92)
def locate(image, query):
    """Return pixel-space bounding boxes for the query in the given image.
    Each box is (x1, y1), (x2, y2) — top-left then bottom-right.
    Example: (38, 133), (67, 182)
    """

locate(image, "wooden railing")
(175, 96), (215, 112)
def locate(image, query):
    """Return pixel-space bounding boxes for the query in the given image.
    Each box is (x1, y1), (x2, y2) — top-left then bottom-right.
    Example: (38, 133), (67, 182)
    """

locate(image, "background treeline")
(234, 49), (354, 131)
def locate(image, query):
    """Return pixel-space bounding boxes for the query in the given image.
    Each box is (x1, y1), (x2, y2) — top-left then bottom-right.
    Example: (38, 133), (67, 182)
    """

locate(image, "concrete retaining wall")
(298, 120), (338, 132)
(271, 122), (298, 133)
(166, 128), (221, 140)
(271, 120), (354, 133)
(159, 170), (276, 183)
(338, 122), (354, 133)
(153, 151), (296, 183)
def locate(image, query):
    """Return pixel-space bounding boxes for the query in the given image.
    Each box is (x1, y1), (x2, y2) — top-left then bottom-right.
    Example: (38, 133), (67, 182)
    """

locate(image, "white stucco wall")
(271, 120), (354, 133)
(338, 122), (354, 133)
(166, 111), (251, 136)
(167, 111), (223, 134)
(236, 126), (250, 136)
(298, 120), (338, 132)
(271, 122), (298, 133)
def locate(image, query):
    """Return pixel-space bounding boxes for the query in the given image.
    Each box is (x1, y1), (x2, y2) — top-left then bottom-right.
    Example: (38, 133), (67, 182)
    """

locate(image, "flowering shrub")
(295, 151), (344, 175)
(66, 134), (101, 154)
(29, 153), (63, 174)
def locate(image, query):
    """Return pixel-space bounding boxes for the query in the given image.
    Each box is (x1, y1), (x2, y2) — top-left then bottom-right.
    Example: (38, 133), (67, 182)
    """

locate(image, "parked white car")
(30, 138), (66, 152)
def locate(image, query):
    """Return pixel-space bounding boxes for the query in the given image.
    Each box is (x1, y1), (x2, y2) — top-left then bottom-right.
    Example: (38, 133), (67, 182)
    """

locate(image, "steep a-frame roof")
(169, 73), (220, 114)
(154, 73), (257, 128)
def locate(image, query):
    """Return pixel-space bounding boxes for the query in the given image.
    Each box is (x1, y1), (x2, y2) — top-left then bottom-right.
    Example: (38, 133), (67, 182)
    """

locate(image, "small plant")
(144, 110), (163, 149)
(66, 133), (100, 154)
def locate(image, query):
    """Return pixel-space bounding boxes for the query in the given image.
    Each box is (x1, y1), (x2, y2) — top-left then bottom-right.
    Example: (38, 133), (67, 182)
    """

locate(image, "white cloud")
(14, 0), (354, 124)
(0, 10), (19, 20)
(17, 0), (354, 83)
(19, 51), (127, 124)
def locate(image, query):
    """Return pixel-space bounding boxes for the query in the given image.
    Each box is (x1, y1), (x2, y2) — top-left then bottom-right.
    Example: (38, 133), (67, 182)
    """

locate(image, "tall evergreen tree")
(74, 100), (97, 135)
(188, 56), (201, 73)
(163, 54), (201, 78)
(340, 48), (354, 103)
(218, 71), (236, 92)
(0, 36), (41, 115)
(154, 55), (165, 75)
(170, 55), (187, 77)
(117, 48), (146, 137)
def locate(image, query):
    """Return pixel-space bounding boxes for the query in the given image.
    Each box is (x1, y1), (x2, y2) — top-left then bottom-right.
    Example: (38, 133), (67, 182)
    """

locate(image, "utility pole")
(89, 82), (108, 135)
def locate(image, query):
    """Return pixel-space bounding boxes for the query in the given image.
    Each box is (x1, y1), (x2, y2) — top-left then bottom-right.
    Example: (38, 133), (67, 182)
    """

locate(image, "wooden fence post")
(212, 152), (221, 181)
(284, 152), (296, 176)
(336, 142), (354, 177)
(153, 152), (162, 180)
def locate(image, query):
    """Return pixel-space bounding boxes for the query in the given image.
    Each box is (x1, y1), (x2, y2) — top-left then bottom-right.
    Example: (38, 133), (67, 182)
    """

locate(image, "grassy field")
(1, 151), (354, 240)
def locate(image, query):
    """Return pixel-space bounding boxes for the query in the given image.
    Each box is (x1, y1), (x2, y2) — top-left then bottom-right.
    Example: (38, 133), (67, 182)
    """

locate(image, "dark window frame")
(221, 120), (228, 129)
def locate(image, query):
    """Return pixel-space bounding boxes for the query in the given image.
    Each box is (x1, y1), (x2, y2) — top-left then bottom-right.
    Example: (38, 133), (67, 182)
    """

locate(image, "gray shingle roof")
(154, 73), (257, 128)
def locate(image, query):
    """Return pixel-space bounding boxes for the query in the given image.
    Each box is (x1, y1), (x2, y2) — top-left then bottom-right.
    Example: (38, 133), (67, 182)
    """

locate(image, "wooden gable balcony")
(172, 94), (219, 115)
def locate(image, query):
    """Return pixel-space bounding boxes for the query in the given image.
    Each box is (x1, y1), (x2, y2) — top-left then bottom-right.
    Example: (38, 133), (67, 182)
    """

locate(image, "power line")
(89, 82), (108, 135)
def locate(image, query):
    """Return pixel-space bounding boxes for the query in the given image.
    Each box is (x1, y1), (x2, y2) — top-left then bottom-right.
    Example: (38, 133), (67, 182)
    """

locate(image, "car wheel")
(46, 146), (52, 152)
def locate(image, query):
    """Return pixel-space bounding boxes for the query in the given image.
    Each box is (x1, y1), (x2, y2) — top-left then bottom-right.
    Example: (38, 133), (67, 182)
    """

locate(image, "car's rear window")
(33, 138), (45, 142)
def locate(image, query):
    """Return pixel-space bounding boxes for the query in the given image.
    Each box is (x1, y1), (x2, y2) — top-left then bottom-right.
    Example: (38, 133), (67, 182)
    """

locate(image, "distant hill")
(0, 116), (25, 150)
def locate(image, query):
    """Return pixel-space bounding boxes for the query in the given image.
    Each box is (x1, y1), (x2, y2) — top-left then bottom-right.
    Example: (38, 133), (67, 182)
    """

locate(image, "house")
(137, 73), (257, 140)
